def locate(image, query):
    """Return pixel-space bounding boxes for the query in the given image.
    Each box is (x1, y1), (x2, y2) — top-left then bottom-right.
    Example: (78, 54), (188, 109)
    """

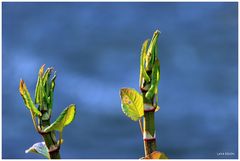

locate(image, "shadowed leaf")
(146, 59), (160, 100)
(49, 72), (56, 110)
(25, 142), (50, 159)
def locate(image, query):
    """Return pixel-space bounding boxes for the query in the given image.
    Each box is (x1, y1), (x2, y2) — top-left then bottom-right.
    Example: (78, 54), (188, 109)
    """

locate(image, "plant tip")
(155, 29), (161, 34)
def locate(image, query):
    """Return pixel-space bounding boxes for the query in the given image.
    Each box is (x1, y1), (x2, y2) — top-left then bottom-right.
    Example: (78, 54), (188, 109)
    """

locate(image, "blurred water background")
(2, 2), (238, 159)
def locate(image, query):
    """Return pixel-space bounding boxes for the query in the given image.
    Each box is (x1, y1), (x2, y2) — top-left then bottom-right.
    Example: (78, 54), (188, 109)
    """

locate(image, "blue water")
(2, 2), (238, 159)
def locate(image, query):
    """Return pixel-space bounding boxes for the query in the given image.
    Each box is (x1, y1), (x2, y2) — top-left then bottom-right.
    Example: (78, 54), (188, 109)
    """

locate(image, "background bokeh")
(2, 2), (238, 159)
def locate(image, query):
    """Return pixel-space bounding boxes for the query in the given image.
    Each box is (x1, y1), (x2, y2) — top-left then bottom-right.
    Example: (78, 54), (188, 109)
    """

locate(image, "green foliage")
(19, 79), (42, 116)
(34, 64), (55, 114)
(49, 73), (56, 110)
(120, 30), (168, 158)
(44, 104), (76, 132)
(120, 88), (144, 121)
(146, 30), (160, 70)
(145, 59), (160, 100)
(25, 142), (50, 159)
(139, 39), (150, 87)
(35, 64), (45, 105)
(19, 64), (76, 159)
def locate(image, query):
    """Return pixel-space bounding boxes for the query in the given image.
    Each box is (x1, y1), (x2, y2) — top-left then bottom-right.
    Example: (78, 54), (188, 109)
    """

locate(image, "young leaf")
(35, 64), (45, 104)
(42, 68), (52, 86)
(145, 59), (160, 100)
(34, 75), (42, 104)
(42, 67), (53, 100)
(44, 104), (76, 132)
(49, 72), (56, 110)
(146, 30), (160, 70)
(19, 79), (42, 116)
(120, 88), (144, 121)
(154, 56), (160, 107)
(139, 39), (150, 87)
(25, 142), (50, 159)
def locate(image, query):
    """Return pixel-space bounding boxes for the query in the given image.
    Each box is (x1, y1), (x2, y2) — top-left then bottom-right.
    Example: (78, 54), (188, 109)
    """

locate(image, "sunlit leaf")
(155, 105), (160, 112)
(42, 68), (52, 86)
(19, 79), (42, 116)
(120, 88), (144, 121)
(140, 39), (150, 87)
(39, 64), (45, 77)
(35, 64), (45, 104)
(154, 57), (160, 106)
(25, 142), (49, 159)
(146, 30), (160, 69)
(34, 76), (42, 104)
(44, 104), (76, 132)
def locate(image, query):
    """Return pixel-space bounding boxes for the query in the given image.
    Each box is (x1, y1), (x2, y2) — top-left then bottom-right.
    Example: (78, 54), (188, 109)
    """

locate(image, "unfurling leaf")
(49, 72), (56, 110)
(120, 88), (144, 121)
(146, 30), (160, 70)
(25, 142), (50, 159)
(19, 79), (42, 116)
(35, 64), (45, 104)
(44, 104), (76, 132)
(145, 59), (160, 100)
(142, 151), (168, 159)
(139, 39), (150, 87)
(35, 65), (56, 114)
(42, 67), (53, 101)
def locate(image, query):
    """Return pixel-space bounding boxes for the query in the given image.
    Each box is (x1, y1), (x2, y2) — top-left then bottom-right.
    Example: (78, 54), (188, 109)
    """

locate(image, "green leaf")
(49, 72), (56, 110)
(35, 64), (45, 104)
(120, 88), (144, 121)
(146, 30), (160, 70)
(44, 104), (76, 132)
(42, 67), (53, 101)
(42, 67), (52, 86)
(25, 142), (50, 159)
(19, 79), (42, 116)
(145, 59), (160, 100)
(155, 59), (160, 106)
(139, 39), (150, 87)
